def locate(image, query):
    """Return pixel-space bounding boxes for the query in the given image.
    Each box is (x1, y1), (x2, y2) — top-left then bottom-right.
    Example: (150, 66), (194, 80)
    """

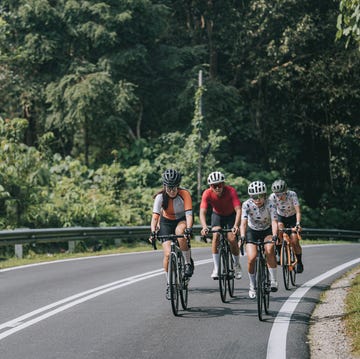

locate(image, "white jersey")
(269, 190), (299, 217)
(241, 198), (277, 231)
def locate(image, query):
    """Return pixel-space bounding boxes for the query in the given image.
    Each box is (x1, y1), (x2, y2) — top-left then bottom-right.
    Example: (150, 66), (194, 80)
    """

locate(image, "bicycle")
(202, 228), (241, 303)
(246, 238), (275, 321)
(279, 227), (301, 290)
(153, 234), (190, 316)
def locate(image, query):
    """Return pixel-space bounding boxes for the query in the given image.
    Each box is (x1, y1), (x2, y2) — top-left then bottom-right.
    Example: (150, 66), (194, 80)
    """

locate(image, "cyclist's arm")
(199, 207), (208, 235)
(240, 217), (247, 238)
(185, 211), (193, 229)
(271, 218), (278, 237)
(150, 213), (160, 233)
(294, 204), (301, 228)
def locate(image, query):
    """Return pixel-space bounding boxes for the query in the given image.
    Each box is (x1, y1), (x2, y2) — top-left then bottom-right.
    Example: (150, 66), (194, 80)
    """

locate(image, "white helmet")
(248, 181), (267, 195)
(207, 171), (225, 185)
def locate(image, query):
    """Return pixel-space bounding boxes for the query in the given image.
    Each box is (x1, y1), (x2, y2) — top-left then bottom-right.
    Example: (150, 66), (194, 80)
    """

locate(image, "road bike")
(279, 227), (301, 290)
(154, 234), (190, 316)
(203, 228), (241, 303)
(246, 239), (275, 321)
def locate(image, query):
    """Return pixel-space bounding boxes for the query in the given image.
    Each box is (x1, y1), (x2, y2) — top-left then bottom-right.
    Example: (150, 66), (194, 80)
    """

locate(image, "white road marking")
(0, 259), (212, 341)
(267, 257), (360, 359)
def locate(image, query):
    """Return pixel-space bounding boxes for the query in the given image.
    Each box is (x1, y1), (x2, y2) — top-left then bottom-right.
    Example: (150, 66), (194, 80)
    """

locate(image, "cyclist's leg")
(276, 221), (284, 263)
(175, 220), (193, 277)
(264, 233), (278, 292)
(290, 233), (303, 272)
(210, 213), (222, 278)
(246, 229), (258, 298)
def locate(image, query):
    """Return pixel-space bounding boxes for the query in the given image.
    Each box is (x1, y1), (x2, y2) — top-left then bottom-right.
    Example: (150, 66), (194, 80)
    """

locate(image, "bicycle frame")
(246, 239), (274, 321)
(156, 234), (189, 316)
(203, 228), (237, 302)
(279, 227), (300, 289)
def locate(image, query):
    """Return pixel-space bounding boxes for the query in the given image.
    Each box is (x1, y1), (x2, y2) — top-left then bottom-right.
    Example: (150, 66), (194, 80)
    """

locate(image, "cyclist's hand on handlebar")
(272, 235), (278, 243)
(149, 231), (156, 243)
(200, 227), (209, 236)
(232, 226), (239, 235)
(239, 236), (245, 255)
(184, 227), (192, 239)
(295, 223), (302, 232)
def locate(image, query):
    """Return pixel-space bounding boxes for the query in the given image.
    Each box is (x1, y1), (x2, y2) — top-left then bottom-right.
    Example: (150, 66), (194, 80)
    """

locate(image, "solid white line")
(0, 258), (213, 341)
(266, 257), (360, 359)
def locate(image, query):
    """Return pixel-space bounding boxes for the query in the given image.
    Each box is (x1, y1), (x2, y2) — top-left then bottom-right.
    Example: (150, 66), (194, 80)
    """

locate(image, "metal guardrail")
(0, 225), (359, 246)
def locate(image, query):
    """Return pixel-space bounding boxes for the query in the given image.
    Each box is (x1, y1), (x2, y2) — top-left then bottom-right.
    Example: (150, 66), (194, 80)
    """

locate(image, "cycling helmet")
(162, 169), (181, 187)
(271, 179), (287, 193)
(207, 171), (225, 185)
(248, 181), (267, 195)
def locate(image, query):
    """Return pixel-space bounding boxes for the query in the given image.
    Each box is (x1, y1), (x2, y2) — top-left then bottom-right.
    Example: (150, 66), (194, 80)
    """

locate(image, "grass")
(344, 266), (360, 357)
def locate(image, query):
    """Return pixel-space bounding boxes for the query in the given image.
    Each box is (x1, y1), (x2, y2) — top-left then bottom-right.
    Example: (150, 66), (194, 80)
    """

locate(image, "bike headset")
(207, 171), (225, 185)
(162, 169), (182, 187)
(248, 181), (267, 195)
(271, 179), (287, 193)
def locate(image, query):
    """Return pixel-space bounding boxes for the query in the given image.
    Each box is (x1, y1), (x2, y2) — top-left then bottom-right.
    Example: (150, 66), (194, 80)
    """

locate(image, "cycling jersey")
(268, 190), (299, 217)
(200, 185), (241, 216)
(241, 198), (277, 231)
(152, 188), (192, 220)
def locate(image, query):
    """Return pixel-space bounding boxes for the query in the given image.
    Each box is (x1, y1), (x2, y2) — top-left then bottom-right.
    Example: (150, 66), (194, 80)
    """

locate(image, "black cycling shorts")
(245, 227), (272, 243)
(158, 216), (186, 238)
(211, 212), (235, 229)
(277, 214), (296, 228)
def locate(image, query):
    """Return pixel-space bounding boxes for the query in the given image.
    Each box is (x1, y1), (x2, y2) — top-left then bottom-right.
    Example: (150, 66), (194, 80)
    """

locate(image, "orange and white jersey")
(152, 188), (193, 220)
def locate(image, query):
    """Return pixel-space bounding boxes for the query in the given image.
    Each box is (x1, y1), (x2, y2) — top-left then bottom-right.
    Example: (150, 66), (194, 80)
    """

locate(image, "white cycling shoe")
(234, 263), (242, 279)
(270, 280), (278, 292)
(249, 286), (256, 299)
(211, 269), (218, 280)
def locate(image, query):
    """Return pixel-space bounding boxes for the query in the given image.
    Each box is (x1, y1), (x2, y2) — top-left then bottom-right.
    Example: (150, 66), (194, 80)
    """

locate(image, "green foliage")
(337, 0), (360, 49)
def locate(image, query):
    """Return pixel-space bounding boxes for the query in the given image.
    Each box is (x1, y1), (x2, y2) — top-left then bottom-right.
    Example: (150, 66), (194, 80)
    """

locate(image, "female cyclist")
(269, 179), (304, 273)
(199, 171), (242, 280)
(149, 169), (194, 299)
(240, 181), (278, 299)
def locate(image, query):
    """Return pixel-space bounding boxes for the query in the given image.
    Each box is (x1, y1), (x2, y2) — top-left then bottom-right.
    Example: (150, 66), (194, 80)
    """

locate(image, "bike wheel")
(290, 248), (297, 286)
(281, 243), (290, 290)
(169, 254), (179, 316)
(256, 257), (264, 321)
(227, 249), (235, 298)
(264, 266), (270, 314)
(218, 248), (227, 303)
(179, 254), (189, 310)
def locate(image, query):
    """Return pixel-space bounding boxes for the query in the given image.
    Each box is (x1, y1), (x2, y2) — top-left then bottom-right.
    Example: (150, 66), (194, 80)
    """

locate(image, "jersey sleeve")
(200, 189), (210, 209)
(152, 193), (163, 214)
(230, 186), (241, 208)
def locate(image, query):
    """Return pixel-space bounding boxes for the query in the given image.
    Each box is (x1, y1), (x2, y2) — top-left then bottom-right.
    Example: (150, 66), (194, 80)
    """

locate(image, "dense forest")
(0, 0), (359, 234)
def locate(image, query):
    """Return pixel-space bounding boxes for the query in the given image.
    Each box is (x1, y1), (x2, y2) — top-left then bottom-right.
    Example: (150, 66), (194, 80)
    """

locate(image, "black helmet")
(271, 179), (287, 193)
(162, 169), (181, 187)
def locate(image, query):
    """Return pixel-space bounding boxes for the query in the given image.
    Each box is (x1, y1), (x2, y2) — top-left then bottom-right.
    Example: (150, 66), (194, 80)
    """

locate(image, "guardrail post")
(68, 241), (76, 253)
(15, 244), (23, 259)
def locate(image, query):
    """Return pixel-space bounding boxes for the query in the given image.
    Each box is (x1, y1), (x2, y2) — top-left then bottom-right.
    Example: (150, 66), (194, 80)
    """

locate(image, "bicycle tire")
(227, 247), (235, 298)
(256, 257), (264, 321)
(169, 254), (179, 316)
(179, 254), (188, 310)
(264, 266), (270, 314)
(290, 247), (297, 286)
(218, 248), (227, 303)
(281, 242), (290, 290)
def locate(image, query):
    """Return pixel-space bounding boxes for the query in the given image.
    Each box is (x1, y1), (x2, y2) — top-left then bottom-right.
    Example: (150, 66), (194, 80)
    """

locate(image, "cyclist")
(269, 179), (304, 273)
(240, 181), (278, 299)
(149, 169), (194, 299)
(199, 171), (242, 280)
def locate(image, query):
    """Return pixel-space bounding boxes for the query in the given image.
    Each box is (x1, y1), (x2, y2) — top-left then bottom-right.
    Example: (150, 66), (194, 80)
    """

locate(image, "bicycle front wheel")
(178, 254), (189, 310)
(289, 247), (297, 286)
(264, 266), (270, 314)
(256, 257), (264, 321)
(281, 242), (290, 290)
(218, 248), (227, 303)
(227, 249), (235, 298)
(169, 254), (179, 316)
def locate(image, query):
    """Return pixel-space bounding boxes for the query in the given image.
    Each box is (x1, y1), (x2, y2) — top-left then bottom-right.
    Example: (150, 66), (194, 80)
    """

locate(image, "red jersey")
(200, 185), (241, 216)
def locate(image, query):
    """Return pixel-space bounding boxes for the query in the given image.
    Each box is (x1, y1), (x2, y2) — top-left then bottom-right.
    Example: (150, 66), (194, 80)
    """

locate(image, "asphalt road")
(0, 243), (359, 359)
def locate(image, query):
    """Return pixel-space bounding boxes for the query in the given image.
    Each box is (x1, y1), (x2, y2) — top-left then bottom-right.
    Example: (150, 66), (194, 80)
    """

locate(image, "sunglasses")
(211, 183), (224, 189)
(250, 194), (266, 200)
(166, 186), (178, 192)
(275, 192), (285, 197)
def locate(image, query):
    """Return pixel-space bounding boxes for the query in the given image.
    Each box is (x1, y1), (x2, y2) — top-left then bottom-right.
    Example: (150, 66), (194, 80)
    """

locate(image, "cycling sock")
(269, 267), (277, 282)
(165, 271), (169, 284)
(248, 273), (256, 288)
(232, 254), (240, 265)
(212, 253), (220, 271)
(183, 250), (191, 264)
